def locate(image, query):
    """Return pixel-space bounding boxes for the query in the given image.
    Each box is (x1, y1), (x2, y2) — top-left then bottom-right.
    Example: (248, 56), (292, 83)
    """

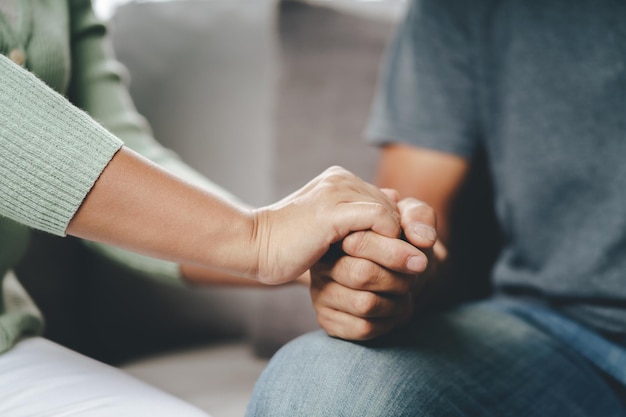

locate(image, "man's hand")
(310, 197), (442, 340)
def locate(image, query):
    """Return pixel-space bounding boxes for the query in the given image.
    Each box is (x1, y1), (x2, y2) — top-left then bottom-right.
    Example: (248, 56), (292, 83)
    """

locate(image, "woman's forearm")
(68, 146), (419, 285)
(67, 146), (259, 278)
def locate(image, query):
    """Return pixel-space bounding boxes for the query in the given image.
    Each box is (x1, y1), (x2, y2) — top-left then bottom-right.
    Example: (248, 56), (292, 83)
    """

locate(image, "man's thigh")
(247, 302), (626, 417)
(0, 337), (210, 417)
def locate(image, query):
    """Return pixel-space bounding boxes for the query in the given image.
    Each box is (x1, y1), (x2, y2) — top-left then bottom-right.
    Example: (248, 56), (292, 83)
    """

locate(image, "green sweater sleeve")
(66, 0), (241, 283)
(0, 54), (123, 236)
(67, 0), (240, 197)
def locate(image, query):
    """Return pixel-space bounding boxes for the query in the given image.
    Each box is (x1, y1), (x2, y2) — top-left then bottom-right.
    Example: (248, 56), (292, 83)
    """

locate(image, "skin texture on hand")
(310, 196), (440, 340)
(309, 143), (470, 341)
(251, 166), (426, 284)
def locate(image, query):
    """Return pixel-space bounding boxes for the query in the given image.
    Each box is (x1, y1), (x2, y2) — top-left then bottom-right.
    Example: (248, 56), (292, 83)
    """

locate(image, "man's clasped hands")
(250, 166), (441, 341)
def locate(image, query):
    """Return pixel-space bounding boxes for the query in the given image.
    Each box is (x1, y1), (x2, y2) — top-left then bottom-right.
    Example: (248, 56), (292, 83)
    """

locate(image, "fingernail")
(407, 255), (426, 272)
(412, 224), (437, 242)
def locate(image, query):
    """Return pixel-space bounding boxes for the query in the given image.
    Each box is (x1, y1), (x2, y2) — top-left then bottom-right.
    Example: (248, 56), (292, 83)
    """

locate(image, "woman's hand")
(251, 166), (425, 285)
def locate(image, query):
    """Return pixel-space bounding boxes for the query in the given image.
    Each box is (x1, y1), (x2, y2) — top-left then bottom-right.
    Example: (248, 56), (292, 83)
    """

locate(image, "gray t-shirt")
(367, 0), (626, 333)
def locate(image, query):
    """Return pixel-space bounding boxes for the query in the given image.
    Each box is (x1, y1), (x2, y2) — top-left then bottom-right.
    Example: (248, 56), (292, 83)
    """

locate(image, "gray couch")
(16, 2), (400, 415)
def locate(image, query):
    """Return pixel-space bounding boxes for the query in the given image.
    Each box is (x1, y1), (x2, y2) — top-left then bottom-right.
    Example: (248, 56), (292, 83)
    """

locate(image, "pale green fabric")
(0, 0), (239, 353)
(0, 55), (124, 235)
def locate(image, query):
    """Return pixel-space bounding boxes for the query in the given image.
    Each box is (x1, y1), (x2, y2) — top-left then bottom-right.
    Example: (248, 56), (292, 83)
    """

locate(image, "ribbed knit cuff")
(0, 55), (123, 236)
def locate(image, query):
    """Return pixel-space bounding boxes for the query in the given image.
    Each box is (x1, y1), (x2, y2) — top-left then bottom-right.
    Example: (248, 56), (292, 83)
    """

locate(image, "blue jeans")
(246, 299), (626, 416)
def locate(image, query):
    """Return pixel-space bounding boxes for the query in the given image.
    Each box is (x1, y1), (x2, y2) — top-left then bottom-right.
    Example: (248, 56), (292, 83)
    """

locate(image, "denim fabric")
(486, 297), (626, 389)
(247, 300), (626, 416)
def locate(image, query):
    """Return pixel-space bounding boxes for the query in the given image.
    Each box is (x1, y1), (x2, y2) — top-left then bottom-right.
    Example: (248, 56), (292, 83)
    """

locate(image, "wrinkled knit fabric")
(0, 0), (238, 353)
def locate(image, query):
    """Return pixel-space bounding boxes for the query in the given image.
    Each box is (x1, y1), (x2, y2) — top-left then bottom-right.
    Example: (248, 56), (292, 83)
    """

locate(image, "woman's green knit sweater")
(0, 0), (236, 353)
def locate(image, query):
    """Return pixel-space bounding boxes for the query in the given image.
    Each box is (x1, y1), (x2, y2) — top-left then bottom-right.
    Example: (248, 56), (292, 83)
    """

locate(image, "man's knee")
(246, 330), (441, 416)
(247, 306), (626, 417)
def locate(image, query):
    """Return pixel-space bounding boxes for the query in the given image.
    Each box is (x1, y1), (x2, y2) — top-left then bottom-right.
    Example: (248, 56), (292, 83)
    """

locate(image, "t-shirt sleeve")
(365, 0), (480, 158)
